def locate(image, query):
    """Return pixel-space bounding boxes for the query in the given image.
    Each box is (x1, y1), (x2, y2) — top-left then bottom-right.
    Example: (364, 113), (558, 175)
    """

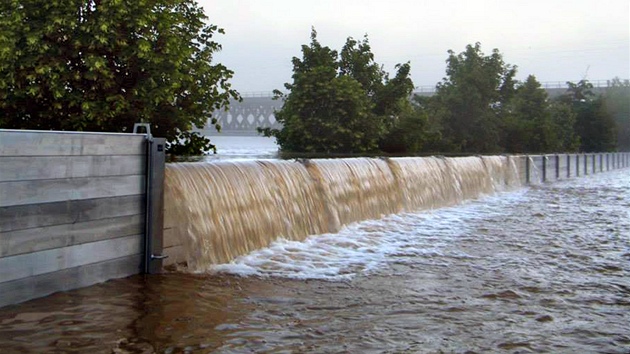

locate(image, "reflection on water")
(0, 170), (629, 353)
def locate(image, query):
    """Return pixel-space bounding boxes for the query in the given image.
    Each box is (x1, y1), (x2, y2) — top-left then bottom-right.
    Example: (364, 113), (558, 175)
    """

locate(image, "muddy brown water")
(0, 170), (629, 353)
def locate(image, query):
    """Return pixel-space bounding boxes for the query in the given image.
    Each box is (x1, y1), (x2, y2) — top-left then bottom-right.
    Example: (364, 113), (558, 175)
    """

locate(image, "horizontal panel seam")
(0, 236), (143, 283)
(0, 253), (144, 294)
(0, 154), (145, 158)
(0, 174), (146, 185)
(0, 232), (146, 258)
(0, 173), (147, 184)
(0, 155), (144, 158)
(0, 193), (145, 212)
(0, 213), (146, 235)
(0, 129), (148, 137)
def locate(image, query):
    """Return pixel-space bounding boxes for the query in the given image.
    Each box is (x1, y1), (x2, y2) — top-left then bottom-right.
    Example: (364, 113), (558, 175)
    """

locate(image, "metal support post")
(134, 123), (167, 274)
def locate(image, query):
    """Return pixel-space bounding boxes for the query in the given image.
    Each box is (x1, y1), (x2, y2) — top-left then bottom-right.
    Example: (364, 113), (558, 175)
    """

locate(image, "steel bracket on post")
(133, 123), (152, 138)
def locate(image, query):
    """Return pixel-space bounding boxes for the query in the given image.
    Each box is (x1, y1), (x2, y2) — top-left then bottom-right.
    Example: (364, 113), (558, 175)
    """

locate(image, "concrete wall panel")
(1, 214), (144, 257)
(0, 131), (144, 156)
(0, 129), (154, 308)
(0, 195), (143, 233)
(0, 155), (145, 182)
(0, 254), (142, 309)
(0, 235), (142, 283)
(0, 175), (144, 207)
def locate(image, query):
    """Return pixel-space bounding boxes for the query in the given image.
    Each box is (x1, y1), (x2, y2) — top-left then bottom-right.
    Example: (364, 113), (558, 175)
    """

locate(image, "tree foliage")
(503, 75), (578, 153)
(548, 100), (580, 152)
(259, 29), (415, 154)
(429, 43), (517, 153)
(559, 80), (617, 152)
(379, 95), (431, 153)
(0, 0), (238, 154)
(264, 36), (623, 156)
(416, 44), (621, 155)
(603, 78), (630, 150)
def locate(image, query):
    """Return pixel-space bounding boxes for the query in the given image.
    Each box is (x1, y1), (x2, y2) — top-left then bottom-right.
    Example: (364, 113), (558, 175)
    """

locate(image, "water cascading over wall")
(164, 156), (521, 270)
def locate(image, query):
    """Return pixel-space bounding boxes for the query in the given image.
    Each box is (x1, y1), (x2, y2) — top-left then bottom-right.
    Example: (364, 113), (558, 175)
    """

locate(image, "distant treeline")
(260, 29), (629, 155)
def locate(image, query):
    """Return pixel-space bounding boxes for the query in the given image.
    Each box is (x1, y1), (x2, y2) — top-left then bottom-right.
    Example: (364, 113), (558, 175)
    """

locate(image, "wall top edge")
(0, 129), (149, 138)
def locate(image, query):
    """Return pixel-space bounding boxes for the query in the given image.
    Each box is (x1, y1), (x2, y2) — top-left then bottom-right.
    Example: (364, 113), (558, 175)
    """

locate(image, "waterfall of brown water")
(164, 156), (521, 270)
(481, 156), (521, 190)
(448, 156), (497, 200)
(306, 158), (401, 229)
(165, 161), (330, 269)
(387, 157), (461, 210)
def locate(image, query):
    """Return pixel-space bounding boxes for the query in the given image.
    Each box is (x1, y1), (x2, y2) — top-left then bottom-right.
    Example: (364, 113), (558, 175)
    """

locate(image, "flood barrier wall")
(0, 130), (165, 308)
(1, 135), (628, 309)
(519, 153), (630, 184)
(163, 153), (630, 271)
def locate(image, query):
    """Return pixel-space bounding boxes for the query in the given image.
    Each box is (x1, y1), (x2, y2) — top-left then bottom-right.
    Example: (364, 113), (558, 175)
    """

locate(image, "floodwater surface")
(203, 135), (278, 161)
(0, 170), (629, 353)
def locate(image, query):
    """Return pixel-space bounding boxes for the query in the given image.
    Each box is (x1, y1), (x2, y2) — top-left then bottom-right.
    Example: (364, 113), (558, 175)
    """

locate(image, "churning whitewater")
(210, 190), (529, 280)
(164, 156), (521, 272)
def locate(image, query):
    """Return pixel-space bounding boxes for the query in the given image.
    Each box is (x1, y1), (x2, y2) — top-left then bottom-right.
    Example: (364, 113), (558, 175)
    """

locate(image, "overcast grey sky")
(200, 0), (629, 93)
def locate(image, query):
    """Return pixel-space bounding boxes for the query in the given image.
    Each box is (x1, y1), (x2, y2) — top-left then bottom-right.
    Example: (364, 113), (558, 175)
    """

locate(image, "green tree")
(379, 95), (430, 154)
(260, 29), (415, 154)
(338, 35), (385, 97)
(602, 78), (630, 150)
(339, 37), (417, 152)
(574, 97), (617, 152)
(338, 36), (414, 121)
(0, 0), (238, 154)
(562, 80), (617, 152)
(503, 75), (575, 153)
(549, 100), (579, 152)
(430, 43), (517, 153)
(409, 95), (445, 153)
(503, 75), (579, 153)
(566, 80), (594, 101)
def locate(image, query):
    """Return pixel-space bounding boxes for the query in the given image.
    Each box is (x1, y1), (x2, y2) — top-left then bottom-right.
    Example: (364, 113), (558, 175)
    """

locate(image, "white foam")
(209, 189), (529, 280)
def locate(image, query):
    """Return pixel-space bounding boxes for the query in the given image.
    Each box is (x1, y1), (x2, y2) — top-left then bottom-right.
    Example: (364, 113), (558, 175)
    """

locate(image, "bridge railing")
(239, 91), (277, 98)
(239, 79), (625, 98)
(539, 79), (616, 89)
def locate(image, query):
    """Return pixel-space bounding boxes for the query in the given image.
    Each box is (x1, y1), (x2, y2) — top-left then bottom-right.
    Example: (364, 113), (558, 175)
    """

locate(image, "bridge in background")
(197, 80), (618, 136)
